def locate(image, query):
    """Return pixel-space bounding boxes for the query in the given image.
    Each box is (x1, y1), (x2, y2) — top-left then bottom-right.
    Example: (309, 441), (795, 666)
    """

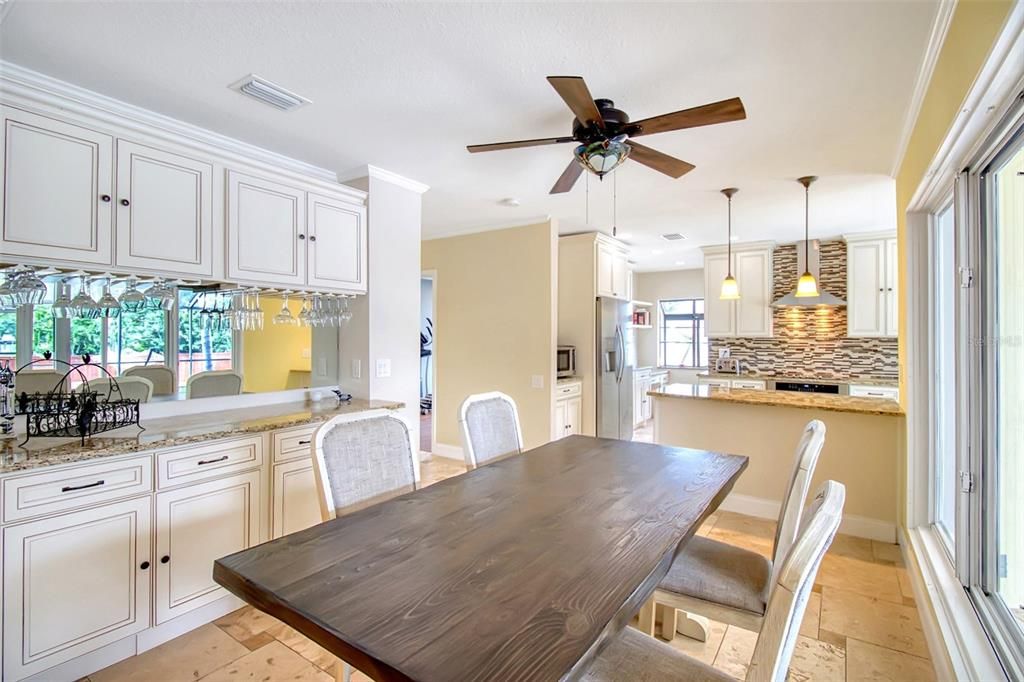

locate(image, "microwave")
(556, 346), (576, 378)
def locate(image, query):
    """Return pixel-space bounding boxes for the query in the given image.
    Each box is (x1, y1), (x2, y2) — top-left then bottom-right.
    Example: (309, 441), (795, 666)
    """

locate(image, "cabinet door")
(115, 140), (214, 276)
(3, 497), (151, 681)
(611, 255), (629, 300)
(1, 107), (113, 266)
(155, 470), (261, 624)
(226, 170), (306, 287)
(847, 240), (886, 337)
(885, 238), (898, 337)
(272, 460), (323, 538)
(306, 192), (367, 293)
(565, 397), (581, 436)
(735, 250), (773, 337)
(553, 400), (567, 440)
(596, 244), (616, 298)
(703, 254), (736, 337)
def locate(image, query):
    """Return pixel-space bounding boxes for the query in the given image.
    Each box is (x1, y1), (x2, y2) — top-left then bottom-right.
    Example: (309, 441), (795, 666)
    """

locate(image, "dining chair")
(643, 419), (827, 640)
(81, 376), (154, 403)
(124, 365), (176, 396)
(185, 369), (242, 399)
(584, 480), (845, 682)
(13, 369), (66, 396)
(458, 391), (524, 469)
(310, 410), (417, 681)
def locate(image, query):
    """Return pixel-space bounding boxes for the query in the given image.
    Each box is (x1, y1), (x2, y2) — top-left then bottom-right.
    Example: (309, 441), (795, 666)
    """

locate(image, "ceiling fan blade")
(547, 76), (605, 131)
(467, 136), (575, 153)
(630, 97), (746, 137)
(626, 141), (695, 178)
(550, 160), (584, 194)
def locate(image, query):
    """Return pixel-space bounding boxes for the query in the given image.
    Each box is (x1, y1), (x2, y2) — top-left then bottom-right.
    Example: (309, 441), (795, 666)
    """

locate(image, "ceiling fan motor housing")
(572, 99), (631, 142)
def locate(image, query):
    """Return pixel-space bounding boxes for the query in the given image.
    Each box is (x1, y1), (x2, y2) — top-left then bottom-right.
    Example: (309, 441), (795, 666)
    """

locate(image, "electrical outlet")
(376, 358), (391, 378)
(317, 358), (327, 376)
(301, 347), (311, 359)
(531, 375), (544, 389)
(351, 359), (361, 379)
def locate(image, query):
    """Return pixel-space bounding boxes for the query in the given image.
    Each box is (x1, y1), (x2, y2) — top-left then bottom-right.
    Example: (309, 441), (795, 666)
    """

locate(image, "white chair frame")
(184, 369), (243, 399)
(643, 419), (827, 638)
(124, 365), (176, 396)
(458, 391), (525, 469)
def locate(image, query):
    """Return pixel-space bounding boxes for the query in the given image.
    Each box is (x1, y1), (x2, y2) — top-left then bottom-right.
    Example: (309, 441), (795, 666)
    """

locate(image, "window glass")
(933, 203), (957, 552)
(177, 289), (233, 388)
(30, 283), (57, 369)
(659, 298), (707, 368)
(69, 317), (103, 387)
(107, 305), (166, 377)
(0, 309), (14, 370)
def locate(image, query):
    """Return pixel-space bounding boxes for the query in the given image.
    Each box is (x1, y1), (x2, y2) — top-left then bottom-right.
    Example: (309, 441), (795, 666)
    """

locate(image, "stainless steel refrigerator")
(596, 297), (634, 440)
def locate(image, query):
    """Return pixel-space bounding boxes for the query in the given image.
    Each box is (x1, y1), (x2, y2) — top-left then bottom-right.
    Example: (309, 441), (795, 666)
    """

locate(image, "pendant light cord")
(727, 193), (732, 275)
(804, 183), (810, 264)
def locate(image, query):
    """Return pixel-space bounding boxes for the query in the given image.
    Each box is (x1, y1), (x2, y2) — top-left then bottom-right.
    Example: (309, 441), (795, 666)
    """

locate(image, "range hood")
(773, 240), (846, 307)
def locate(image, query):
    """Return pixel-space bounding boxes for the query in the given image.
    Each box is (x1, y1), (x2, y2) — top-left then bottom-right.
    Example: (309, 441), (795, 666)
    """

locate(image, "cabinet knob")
(140, 561), (151, 570)
(120, 198), (130, 207)
(100, 194), (111, 202)
(309, 235), (317, 242)
(298, 234), (306, 240)
(160, 555), (170, 564)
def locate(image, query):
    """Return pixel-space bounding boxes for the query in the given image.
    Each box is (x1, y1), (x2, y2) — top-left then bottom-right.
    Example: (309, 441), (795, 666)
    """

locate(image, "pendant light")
(720, 187), (740, 300)
(795, 175), (819, 297)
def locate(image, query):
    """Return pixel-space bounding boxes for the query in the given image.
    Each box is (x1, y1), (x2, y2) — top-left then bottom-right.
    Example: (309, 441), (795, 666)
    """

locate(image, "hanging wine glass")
(70, 276), (100, 319)
(97, 277), (121, 318)
(120, 278), (147, 313)
(0, 272), (14, 310)
(340, 296), (353, 323)
(52, 279), (73, 318)
(252, 289), (263, 330)
(13, 268), (47, 306)
(297, 296), (313, 327)
(273, 291), (295, 325)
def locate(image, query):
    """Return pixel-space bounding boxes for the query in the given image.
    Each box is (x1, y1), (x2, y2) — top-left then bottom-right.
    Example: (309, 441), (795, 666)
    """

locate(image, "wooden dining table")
(213, 435), (747, 682)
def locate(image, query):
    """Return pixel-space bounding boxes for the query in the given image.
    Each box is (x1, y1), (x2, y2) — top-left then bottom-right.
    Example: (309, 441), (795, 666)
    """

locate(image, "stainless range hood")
(773, 240), (846, 307)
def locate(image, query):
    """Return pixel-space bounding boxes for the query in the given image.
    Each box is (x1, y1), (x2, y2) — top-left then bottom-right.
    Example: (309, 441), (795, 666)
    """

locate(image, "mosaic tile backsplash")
(709, 240), (899, 382)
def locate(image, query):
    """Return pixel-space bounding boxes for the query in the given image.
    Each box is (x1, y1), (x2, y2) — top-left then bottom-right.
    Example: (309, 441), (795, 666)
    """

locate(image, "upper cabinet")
(702, 243), (774, 338)
(115, 141), (214, 277)
(846, 233), (897, 337)
(306, 192), (367, 292)
(1, 107), (114, 266)
(596, 239), (631, 300)
(227, 170), (307, 287)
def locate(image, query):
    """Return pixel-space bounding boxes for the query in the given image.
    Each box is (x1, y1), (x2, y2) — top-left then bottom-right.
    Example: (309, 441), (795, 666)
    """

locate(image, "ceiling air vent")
(661, 233), (687, 241)
(230, 74), (311, 112)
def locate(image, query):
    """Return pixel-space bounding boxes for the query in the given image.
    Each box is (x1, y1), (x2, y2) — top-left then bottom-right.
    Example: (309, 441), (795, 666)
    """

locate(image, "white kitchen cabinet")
(732, 379), (767, 390)
(115, 140), (214, 277)
(597, 240), (630, 300)
(553, 381), (582, 440)
(702, 244), (773, 338)
(226, 170), (307, 287)
(306, 192), (367, 293)
(154, 470), (261, 624)
(849, 384), (899, 400)
(1, 107), (114, 266)
(271, 460), (322, 538)
(633, 369), (653, 426)
(2, 496), (151, 681)
(846, 234), (897, 337)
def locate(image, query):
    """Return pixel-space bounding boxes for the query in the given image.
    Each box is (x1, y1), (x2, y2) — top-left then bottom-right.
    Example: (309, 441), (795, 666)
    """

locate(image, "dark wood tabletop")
(214, 435), (747, 682)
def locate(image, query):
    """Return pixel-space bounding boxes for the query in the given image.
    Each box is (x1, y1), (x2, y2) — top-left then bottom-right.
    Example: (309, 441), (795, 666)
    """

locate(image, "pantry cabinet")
(702, 243), (774, 338)
(115, 140), (214, 277)
(1, 107), (114, 266)
(2, 496), (152, 681)
(846, 233), (897, 337)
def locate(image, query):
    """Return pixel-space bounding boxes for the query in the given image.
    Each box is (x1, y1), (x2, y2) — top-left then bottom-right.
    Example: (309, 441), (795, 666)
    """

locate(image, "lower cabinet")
(271, 459), (323, 538)
(553, 396), (581, 440)
(154, 470), (261, 624)
(2, 497), (152, 681)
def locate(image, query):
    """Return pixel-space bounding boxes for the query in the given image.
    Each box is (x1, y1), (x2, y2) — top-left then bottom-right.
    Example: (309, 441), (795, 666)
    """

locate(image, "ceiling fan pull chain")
(585, 173), (590, 226)
(612, 172), (618, 237)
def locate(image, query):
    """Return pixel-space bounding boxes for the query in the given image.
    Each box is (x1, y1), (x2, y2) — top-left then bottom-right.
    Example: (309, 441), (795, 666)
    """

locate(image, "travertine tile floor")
(85, 457), (935, 682)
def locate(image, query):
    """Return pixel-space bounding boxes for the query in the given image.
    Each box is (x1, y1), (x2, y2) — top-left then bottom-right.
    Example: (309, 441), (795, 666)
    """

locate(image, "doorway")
(420, 273), (435, 455)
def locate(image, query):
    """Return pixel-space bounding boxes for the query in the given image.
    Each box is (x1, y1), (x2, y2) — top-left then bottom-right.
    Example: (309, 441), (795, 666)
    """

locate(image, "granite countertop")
(0, 398), (403, 474)
(695, 370), (899, 388)
(556, 377), (583, 386)
(649, 383), (903, 416)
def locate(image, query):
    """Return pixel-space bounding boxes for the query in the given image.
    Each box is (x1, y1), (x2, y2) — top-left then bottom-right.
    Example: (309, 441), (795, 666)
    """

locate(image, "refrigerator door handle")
(615, 325), (625, 383)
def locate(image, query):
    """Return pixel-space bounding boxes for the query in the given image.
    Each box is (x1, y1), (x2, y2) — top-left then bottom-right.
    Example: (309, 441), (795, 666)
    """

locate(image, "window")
(177, 289), (233, 388)
(931, 201), (957, 554)
(0, 309), (14, 369)
(106, 306), (166, 376)
(658, 298), (707, 368)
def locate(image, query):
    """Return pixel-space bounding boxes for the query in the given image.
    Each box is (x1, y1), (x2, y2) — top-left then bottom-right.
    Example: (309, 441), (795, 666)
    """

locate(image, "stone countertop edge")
(648, 383), (903, 416)
(694, 370), (899, 387)
(0, 398), (404, 475)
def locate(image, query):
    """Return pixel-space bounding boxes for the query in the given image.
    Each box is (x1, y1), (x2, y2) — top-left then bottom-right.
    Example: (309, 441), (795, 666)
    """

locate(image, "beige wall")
(422, 221), (557, 451)
(653, 395), (902, 537)
(633, 268), (705, 382)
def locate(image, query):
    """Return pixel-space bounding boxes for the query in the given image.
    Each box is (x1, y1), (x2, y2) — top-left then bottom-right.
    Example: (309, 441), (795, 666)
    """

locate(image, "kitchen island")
(649, 383), (903, 541)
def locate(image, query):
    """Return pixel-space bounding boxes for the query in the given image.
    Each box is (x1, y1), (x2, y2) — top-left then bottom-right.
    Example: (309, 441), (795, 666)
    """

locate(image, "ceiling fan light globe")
(573, 140), (630, 178)
(720, 275), (740, 300)
(795, 272), (820, 297)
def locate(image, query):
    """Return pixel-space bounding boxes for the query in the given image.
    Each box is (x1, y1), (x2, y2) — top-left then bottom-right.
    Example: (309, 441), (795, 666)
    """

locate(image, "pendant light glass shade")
(794, 175), (819, 297)
(719, 187), (739, 300)
(573, 139), (631, 177)
(795, 271), (819, 297)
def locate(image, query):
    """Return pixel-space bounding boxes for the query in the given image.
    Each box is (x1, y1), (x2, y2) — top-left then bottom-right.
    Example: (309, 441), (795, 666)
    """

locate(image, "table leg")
(676, 610), (710, 642)
(335, 661), (352, 682)
(636, 597), (656, 636)
(655, 603), (678, 642)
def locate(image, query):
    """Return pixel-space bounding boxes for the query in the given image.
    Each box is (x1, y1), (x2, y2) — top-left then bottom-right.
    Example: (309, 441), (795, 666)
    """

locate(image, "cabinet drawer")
(157, 436), (264, 489)
(271, 425), (318, 463)
(555, 382), (582, 400)
(3, 455), (153, 524)
(849, 385), (899, 400)
(732, 380), (766, 391)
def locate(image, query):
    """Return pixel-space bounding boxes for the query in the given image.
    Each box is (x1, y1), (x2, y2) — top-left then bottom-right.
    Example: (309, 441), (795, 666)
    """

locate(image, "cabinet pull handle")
(298, 439), (311, 445)
(161, 555), (170, 564)
(197, 455), (229, 466)
(120, 198), (130, 207)
(140, 561), (151, 570)
(61, 479), (104, 492)
(298, 233), (306, 240)
(100, 194), (111, 202)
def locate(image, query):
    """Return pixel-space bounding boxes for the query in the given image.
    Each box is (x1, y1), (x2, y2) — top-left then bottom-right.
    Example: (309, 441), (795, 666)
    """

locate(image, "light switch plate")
(376, 358), (392, 378)
(351, 359), (361, 379)
(531, 375), (544, 389)
(301, 348), (311, 359)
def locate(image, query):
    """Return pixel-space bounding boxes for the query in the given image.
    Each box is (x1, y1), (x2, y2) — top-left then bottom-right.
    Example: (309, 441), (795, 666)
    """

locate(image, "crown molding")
(891, 0), (958, 178)
(842, 230), (897, 243)
(338, 164), (430, 195)
(0, 59), (366, 201)
(700, 240), (777, 255)
(422, 215), (552, 241)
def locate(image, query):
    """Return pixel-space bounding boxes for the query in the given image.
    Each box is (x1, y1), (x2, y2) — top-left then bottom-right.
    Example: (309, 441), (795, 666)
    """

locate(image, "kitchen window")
(658, 298), (707, 369)
(177, 289), (234, 389)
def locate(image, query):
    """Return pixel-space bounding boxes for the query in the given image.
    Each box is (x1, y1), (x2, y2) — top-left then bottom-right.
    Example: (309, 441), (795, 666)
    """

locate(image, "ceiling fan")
(467, 76), (746, 194)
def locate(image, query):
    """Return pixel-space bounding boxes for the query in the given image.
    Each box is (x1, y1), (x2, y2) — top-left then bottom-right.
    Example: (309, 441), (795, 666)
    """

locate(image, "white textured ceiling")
(0, 1), (935, 270)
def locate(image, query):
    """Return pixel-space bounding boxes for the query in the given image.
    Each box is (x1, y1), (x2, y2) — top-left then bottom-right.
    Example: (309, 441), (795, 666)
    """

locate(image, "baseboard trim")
(20, 634), (137, 682)
(718, 492), (896, 542)
(431, 442), (465, 461)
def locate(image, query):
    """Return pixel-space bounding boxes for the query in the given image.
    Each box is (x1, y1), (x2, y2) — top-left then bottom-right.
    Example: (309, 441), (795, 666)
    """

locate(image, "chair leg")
(655, 603), (679, 642)
(335, 661), (353, 682)
(676, 610), (710, 642)
(636, 596), (656, 636)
